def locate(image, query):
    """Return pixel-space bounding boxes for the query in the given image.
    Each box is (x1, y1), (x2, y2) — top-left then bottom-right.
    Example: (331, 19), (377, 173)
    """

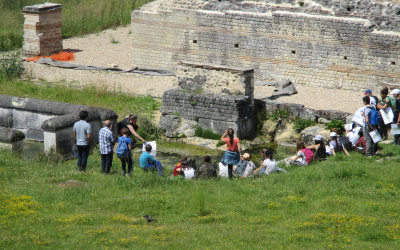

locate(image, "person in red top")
(173, 156), (187, 176)
(221, 128), (242, 180)
(355, 130), (367, 155)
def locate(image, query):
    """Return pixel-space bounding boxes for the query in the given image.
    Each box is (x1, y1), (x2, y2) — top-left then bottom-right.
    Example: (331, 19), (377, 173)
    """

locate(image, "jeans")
(77, 145), (90, 171)
(143, 161), (163, 175)
(121, 155), (133, 175)
(364, 126), (377, 156)
(101, 152), (113, 173)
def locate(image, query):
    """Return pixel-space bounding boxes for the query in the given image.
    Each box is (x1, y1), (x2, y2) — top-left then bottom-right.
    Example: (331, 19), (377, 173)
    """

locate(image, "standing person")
(390, 89), (400, 143)
(377, 87), (393, 140)
(307, 135), (327, 161)
(363, 89), (379, 109)
(117, 114), (146, 146)
(363, 96), (378, 157)
(328, 132), (350, 156)
(139, 144), (163, 176)
(73, 110), (91, 172)
(221, 128), (242, 180)
(195, 155), (217, 180)
(289, 141), (308, 166)
(118, 128), (133, 176)
(99, 120), (115, 173)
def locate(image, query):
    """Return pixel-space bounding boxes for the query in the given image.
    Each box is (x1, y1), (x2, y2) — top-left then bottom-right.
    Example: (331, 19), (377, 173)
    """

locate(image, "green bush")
(293, 118), (317, 133)
(0, 51), (24, 79)
(326, 118), (345, 134)
(270, 109), (291, 122)
(136, 114), (163, 142)
(255, 108), (270, 133)
(194, 126), (221, 140)
(216, 140), (226, 147)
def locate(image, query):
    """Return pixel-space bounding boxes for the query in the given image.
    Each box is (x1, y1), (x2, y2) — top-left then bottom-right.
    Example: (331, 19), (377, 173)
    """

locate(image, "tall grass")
(0, 0), (153, 51)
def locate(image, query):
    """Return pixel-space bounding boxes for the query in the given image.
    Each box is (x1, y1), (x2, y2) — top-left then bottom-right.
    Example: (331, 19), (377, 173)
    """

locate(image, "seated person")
(139, 144), (163, 175)
(173, 156), (187, 177)
(182, 164), (195, 179)
(194, 156), (217, 180)
(355, 130), (366, 155)
(307, 135), (326, 161)
(241, 153), (256, 178)
(254, 150), (277, 175)
(345, 123), (360, 147)
(289, 141), (308, 166)
(218, 162), (229, 178)
(328, 132), (350, 156)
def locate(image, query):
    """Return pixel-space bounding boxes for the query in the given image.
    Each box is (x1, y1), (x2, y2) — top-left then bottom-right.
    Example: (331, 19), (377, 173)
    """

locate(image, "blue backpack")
(116, 138), (130, 158)
(366, 106), (381, 126)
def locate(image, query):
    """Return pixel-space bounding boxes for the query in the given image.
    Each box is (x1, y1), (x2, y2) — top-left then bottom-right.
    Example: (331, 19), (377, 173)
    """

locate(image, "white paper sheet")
(352, 107), (366, 127)
(142, 141), (157, 151)
(380, 107), (394, 125)
(391, 124), (400, 135)
(369, 130), (382, 143)
(345, 123), (353, 131)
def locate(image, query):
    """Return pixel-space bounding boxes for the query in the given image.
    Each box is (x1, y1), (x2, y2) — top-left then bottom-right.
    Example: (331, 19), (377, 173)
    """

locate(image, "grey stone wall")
(160, 89), (254, 138)
(132, 0), (400, 92)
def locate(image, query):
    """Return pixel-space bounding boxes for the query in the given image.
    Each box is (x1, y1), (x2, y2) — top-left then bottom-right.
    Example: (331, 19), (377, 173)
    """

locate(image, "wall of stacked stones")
(132, 8), (400, 91)
(160, 89), (254, 137)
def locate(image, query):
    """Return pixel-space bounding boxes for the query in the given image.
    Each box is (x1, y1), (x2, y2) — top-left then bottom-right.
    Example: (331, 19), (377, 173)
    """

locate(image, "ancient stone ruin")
(22, 3), (63, 56)
(132, 0), (400, 92)
(0, 95), (117, 158)
(159, 61), (255, 138)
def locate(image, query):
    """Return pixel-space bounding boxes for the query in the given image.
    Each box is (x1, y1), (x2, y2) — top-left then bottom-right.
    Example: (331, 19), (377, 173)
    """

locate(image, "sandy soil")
(23, 24), (367, 113)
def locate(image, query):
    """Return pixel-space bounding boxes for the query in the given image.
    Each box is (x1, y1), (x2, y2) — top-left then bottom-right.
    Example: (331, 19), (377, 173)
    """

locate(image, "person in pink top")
(221, 128), (242, 180)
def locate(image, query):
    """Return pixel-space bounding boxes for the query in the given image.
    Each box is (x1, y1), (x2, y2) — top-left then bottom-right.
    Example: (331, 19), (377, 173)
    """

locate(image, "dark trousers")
(77, 145), (90, 171)
(378, 118), (390, 139)
(101, 152), (113, 173)
(228, 164), (233, 180)
(364, 127), (378, 156)
(121, 155), (133, 175)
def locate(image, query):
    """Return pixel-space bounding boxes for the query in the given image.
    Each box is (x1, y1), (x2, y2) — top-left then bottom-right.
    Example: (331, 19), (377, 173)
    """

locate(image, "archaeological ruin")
(131, 0), (400, 92)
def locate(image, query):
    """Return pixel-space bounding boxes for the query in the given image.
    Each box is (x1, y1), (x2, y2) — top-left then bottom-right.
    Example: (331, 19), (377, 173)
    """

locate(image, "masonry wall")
(161, 89), (254, 138)
(132, 7), (400, 91)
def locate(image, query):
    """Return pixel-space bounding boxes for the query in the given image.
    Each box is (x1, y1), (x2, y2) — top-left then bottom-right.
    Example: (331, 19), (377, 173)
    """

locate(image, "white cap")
(330, 132), (337, 137)
(390, 89), (400, 95)
(312, 135), (323, 141)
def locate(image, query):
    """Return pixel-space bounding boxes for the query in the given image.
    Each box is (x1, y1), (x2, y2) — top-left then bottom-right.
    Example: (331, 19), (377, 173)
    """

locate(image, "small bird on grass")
(143, 215), (157, 223)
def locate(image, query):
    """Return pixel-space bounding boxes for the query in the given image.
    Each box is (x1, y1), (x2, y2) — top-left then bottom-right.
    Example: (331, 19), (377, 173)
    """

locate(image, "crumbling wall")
(132, 0), (400, 92)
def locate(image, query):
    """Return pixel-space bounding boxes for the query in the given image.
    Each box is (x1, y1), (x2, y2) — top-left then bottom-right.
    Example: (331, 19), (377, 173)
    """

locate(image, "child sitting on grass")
(118, 128), (133, 176)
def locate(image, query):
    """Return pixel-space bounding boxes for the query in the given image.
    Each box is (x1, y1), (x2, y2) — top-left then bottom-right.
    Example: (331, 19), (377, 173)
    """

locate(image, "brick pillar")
(22, 3), (63, 56)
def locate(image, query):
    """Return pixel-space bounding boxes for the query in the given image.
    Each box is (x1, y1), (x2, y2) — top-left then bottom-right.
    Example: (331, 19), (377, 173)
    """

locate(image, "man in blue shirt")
(139, 144), (163, 175)
(99, 120), (115, 173)
(73, 110), (91, 172)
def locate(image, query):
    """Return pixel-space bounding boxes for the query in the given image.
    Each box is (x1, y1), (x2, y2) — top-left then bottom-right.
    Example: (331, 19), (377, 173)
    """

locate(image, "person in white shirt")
(254, 150), (277, 175)
(289, 141), (307, 166)
(242, 153), (256, 177)
(346, 123), (360, 147)
(328, 132), (350, 156)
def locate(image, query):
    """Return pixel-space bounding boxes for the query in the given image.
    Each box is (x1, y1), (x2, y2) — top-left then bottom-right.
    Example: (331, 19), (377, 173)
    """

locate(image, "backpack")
(371, 95), (379, 109)
(366, 106), (381, 126)
(234, 160), (248, 177)
(338, 135), (352, 151)
(302, 148), (314, 164)
(116, 138), (130, 158)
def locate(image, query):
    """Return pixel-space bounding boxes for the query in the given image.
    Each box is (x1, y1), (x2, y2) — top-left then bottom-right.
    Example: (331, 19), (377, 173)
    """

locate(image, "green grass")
(1, 143), (400, 249)
(0, 0), (153, 51)
(194, 126), (222, 140)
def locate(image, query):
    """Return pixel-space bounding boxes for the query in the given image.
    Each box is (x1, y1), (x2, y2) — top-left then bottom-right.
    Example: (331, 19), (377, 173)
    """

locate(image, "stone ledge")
(22, 3), (62, 13)
(178, 61), (254, 74)
(0, 127), (25, 143)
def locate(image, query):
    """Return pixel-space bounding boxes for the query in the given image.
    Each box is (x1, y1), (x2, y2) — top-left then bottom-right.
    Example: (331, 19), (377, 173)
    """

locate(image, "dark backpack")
(116, 138), (130, 158)
(366, 106), (381, 126)
(338, 135), (352, 151)
(234, 160), (248, 177)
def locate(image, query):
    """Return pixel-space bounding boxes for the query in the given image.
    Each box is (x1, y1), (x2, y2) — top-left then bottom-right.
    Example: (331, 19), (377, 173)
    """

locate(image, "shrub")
(255, 108), (270, 133)
(293, 118), (317, 133)
(136, 114), (163, 141)
(216, 140), (225, 147)
(270, 109), (291, 122)
(194, 126), (221, 140)
(326, 118), (345, 135)
(0, 51), (24, 79)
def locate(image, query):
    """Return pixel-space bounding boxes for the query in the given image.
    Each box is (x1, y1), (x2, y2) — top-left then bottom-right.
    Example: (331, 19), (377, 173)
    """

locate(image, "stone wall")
(0, 95), (118, 158)
(22, 3), (63, 56)
(160, 89), (254, 138)
(132, 0), (400, 92)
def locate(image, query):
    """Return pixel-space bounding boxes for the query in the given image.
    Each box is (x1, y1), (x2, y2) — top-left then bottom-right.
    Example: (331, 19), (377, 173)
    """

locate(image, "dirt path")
(23, 24), (368, 113)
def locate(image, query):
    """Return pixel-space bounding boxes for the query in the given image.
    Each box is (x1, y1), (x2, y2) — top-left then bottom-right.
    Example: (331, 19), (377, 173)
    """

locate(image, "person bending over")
(221, 128), (242, 180)
(195, 156), (217, 180)
(117, 114), (146, 146)
(139, 144), (163, 175)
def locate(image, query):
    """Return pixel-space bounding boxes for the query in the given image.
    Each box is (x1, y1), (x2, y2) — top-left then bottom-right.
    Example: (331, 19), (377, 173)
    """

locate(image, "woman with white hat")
(328, 132), (350, 156)
(307, 135), (327, 161)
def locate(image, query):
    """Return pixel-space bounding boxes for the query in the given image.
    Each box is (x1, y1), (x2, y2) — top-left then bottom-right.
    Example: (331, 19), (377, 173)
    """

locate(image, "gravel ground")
(23, 24), (366, 112)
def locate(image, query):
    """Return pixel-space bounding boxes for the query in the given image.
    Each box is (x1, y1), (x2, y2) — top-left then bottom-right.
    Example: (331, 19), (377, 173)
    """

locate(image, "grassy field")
(0, 0), (153, 51)
(1, 143), (400, 249)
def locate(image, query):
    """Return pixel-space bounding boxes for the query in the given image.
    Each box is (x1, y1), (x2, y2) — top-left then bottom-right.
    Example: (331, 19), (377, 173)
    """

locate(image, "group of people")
(72, 86), (399, 176)
(73, 113), (162, 175)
